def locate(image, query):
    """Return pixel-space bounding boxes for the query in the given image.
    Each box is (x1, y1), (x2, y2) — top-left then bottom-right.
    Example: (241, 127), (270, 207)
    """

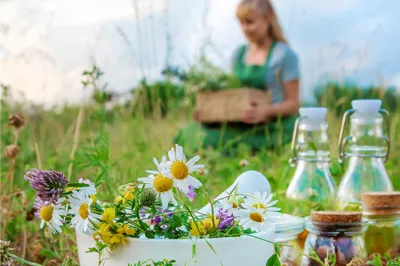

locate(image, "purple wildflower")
(186, 185), (197, 202)
(217, 208), (235, 230)
(150, 216), (162, 225)
(25, 169), (68, 203)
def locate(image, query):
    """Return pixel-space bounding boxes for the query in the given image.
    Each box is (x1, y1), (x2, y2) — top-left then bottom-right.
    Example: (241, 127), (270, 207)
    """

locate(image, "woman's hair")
(236, 0), (287, 44)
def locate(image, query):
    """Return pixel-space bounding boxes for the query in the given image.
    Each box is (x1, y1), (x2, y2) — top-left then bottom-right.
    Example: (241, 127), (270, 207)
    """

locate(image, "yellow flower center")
(170, 161), (188, 180)
(79, 203), (89, 219)
(40, 205), (53, 222)
(249, 212), (264, 223)
(153, 174), (174, 192)
(232, 202), (239, 208)
(252, 203), (266, 209)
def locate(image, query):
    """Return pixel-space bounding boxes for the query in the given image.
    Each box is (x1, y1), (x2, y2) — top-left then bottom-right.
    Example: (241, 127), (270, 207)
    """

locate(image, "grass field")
(1, 77), (400, 265)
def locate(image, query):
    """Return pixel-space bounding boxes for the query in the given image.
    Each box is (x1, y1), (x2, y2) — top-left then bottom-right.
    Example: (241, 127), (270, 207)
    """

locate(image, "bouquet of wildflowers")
(26, 144), (280, 251)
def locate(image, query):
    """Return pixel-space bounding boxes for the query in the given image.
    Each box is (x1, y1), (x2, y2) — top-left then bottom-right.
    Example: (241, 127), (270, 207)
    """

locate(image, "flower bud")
(3, 144), (19, 159)
(8, 113), (25, 129)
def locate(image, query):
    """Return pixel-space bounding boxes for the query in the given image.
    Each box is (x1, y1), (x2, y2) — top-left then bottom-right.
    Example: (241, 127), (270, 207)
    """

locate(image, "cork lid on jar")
(310, 211), (362, 223)
(362, 192), (400, 215)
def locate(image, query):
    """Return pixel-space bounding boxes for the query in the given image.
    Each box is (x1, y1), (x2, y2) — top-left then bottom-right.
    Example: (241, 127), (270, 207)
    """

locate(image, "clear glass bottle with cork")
(303, 211), (367, 266)
(337, 99), (393, 211)
(286, 107), (336, 217)
(362, 192), (400, 258)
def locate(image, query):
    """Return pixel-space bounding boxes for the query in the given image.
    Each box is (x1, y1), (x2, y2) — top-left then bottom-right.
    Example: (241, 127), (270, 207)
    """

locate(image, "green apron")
(174, 42), (296, 153)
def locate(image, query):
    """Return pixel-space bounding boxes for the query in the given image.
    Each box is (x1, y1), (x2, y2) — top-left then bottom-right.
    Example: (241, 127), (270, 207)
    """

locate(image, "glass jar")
(286, 107), (336, 217)
(303, 211), (367, 266)
(273, 214), (305, 266)
(362, 192), (400, 257)
(337, 100), (393, 211)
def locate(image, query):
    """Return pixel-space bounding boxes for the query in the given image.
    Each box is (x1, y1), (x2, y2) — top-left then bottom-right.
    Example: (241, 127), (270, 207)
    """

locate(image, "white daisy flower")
(236, 207), (271, 232)
(38, 200), (67, 234)
(235, 192), (280, 232)
(241, 192), (281, 216)
(138, 174), (177, 209)
(164, 144), (204, 193)
(68, 190), (101, 234)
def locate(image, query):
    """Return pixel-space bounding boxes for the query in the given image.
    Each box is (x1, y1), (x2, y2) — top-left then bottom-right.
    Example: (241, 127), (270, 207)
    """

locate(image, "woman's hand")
(242, 101), (269, 124)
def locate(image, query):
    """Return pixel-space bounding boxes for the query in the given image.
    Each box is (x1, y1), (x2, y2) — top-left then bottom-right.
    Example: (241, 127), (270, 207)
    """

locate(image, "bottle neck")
(347, 155), (386, 166)
(348, 113), (387, 156)
(296, 121), (330, 162)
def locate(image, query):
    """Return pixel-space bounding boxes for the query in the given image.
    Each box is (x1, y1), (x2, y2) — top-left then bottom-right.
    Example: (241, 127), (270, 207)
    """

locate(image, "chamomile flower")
(37, 200), (67, 234)
(138, 174), (177, 209)
(235, 192), (280, 232)
(235, 207), (270, 232)
(164, 144), (203, 193)
(241, 192), (280, 216)
(68, 190), (101, 234)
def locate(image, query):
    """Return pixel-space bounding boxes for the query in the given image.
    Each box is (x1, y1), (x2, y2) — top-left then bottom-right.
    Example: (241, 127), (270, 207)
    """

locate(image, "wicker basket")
(195, 88), (272, 123)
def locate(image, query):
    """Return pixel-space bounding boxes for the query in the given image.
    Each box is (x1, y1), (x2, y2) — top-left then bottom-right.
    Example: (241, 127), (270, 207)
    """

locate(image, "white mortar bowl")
(76, 228), (274, 266)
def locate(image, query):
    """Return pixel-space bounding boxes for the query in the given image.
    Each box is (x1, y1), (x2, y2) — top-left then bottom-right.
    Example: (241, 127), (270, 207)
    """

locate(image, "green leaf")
(85, 248), (98, 254)
(39, 248), (58, 258)
(366, 254), (383, 266)
(266, 254), (281, 266)
(67, 183), (90, 188)
(95, 168), (108, 187)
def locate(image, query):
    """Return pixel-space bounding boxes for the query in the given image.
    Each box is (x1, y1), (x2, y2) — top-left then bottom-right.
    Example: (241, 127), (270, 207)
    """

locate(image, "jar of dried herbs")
(303, 211), (367, 266)
(362, 192), (400, 257)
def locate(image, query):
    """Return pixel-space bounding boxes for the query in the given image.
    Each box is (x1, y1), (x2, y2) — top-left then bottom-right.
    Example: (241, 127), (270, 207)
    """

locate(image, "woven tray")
(195, 88), (272, 123)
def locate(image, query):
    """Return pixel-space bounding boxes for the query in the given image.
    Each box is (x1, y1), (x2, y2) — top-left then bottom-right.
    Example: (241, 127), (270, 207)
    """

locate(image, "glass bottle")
(362, 192), (400, 257)
(337, 99), (393, 211)
(303, 211), (367, 266)
(286, 107), (336, 217)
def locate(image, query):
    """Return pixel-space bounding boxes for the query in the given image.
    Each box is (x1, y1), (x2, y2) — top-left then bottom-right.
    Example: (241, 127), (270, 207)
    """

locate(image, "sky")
(1, 0), (399, 106)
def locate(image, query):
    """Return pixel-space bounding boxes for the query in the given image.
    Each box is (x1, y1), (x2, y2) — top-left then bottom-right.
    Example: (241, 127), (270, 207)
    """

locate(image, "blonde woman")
(175, 0), (300, 152)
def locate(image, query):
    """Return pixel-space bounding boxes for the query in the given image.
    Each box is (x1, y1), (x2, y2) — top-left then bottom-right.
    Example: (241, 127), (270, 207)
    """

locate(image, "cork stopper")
(310, 211), (362, 223)
(362, 192), (400, 215)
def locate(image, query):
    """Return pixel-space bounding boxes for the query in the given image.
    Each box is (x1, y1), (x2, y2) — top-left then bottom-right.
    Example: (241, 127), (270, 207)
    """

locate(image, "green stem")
(135, 205), (148, 231)
(6, 250), (42, 266)
(200, 187), (216, 228)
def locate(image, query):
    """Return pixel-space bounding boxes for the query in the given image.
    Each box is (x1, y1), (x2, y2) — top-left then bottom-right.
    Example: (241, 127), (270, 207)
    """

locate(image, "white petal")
(175, 179), (189, 193)
(266, 200), (278, 207)
(186, 175), (202, 188)
(168, 149), (176, 162)
(186, 155), (200, 166)
(188, 164), (204, 173)
(168, 190), (177, 206)
(146, 170), (159, 175)
(160, 193), (169, 209)
(265, 193), (273, 204)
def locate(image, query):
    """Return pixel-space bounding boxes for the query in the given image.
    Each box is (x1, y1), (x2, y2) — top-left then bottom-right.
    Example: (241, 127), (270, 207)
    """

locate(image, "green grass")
(1, 80), (400, 264)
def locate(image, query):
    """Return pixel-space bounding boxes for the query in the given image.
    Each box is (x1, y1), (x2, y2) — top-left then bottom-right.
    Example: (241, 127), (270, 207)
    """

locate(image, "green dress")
(174, 42), (297, 153)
